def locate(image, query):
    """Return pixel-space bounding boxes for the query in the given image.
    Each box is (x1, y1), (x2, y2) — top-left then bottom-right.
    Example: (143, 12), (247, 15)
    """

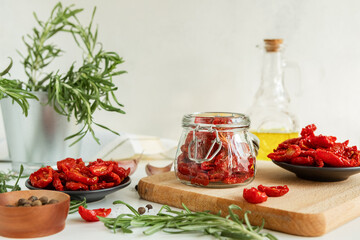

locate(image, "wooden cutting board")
(138, 160), (360, 237)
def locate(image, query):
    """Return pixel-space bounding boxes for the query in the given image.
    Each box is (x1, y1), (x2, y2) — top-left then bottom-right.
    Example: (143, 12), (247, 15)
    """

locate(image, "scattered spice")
(138, 207), (146, 215)
(146, 204), (153, 211)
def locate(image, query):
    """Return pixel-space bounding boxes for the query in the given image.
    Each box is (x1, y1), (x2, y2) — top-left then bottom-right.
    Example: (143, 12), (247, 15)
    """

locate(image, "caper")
(39, 196), (48, 205)
(48, 199), (59, 204)
(31, 200), (42, 206)
(23, 203), (31, 207)
(28, 196), (38, 202)
(17, 198), (27, 206)
(138, 207), (146, 215)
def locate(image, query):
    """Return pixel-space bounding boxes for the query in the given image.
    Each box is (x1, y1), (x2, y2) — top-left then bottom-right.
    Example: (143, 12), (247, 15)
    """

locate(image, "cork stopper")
(264, 39), (283, 52)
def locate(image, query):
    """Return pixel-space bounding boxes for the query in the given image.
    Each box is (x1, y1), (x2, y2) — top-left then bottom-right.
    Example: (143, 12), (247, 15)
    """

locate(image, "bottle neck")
(254, 50), (290, 108)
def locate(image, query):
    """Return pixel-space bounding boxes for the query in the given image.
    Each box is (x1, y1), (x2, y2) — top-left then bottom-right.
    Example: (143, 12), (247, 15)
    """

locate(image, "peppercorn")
(146, 204), (153, 211)
(138, 207), (146, 215)
(28, 196), (38, 202)
(31, 200), (42, 206)
(17, 198), (26, 206)
(48, 199), (59, 204)
(39, 196), (48, 205)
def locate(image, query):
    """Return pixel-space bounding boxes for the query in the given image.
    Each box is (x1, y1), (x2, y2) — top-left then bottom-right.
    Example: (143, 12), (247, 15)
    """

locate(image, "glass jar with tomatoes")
(175, 112), (259, 188)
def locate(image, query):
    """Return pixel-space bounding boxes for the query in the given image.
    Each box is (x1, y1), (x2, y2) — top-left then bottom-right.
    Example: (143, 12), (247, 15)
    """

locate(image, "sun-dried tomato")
(89, 162), (114, 176)
(29, 166), (53, 188)
(268, 124), (360, 168)
(29, 158), (130, 192)
(52, 172), (64, 191)
(243, 187), (268, 204)
(89, 181), (115, 190)
(66, 181), (89, 191)
(191, 173), (209, 186)
(66, 168), (98, 185)
(78, 206), (111, 222)
(257, 185), (289, 197)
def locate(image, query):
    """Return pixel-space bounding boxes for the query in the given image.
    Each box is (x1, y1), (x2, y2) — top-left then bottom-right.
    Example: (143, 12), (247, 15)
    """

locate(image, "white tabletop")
(0, 159), (359, 240)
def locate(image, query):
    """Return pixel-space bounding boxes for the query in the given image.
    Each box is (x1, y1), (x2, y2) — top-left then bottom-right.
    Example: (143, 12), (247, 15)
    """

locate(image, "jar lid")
(182, 112), (250, 128)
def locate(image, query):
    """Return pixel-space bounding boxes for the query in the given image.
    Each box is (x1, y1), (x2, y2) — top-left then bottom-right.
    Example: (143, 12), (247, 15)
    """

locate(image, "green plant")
(0, 165), (25, 193)
(0, 60), (37, 116)
(18, 2), (126, 145)
(99, 201), (277, 240)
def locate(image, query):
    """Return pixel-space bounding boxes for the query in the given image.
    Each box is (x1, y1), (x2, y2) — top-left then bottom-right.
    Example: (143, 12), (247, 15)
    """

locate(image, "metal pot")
(1, 92), (80, 174)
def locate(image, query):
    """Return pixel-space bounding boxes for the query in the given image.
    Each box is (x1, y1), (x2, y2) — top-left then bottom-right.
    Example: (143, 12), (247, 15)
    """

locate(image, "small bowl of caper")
(0, 190), (70, 238)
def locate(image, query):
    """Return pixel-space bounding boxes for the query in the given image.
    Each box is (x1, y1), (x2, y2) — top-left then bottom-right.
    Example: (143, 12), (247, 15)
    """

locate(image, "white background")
(1, 0), (360, 145)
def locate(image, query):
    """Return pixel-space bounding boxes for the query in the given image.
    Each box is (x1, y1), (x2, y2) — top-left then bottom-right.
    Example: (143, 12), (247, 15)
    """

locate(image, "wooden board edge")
(138, 176), (328, 237)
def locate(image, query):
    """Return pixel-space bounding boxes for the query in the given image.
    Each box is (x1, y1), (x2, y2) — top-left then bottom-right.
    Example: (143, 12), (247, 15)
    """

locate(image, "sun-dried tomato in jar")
(174, 112), (259, 188)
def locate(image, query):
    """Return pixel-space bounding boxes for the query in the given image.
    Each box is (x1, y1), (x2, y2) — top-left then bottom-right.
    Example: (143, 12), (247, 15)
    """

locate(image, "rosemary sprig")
(20, 2), (126, 145)
(99, 201), (277, 240)
(0, 60), (37, 116)
(69, 198), (87, 214)
(0, 165), (25, 193)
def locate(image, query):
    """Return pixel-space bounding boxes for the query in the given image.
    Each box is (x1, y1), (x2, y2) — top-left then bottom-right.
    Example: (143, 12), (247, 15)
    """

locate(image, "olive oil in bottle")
(248, 39), (300, 160)
(251, 131), (299, 160)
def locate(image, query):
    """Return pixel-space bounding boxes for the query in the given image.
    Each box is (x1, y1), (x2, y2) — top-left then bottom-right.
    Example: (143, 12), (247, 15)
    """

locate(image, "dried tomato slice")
(243, 187), (268, 204)
(66, 181), (89, 191)
(29, 166), (53, 188)
(257, 185), (289, 197)
(78, 206), (111, 222)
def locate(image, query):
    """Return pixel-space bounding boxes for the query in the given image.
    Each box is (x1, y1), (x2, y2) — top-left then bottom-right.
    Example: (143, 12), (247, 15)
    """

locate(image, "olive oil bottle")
(248, 39), (299, 160)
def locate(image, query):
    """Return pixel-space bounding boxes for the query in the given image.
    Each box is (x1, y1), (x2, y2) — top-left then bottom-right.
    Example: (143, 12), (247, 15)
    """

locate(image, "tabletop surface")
(0, 159), (359, 240)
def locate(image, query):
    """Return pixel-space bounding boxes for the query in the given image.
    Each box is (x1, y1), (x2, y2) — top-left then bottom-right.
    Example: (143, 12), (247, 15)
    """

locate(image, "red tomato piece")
(29, 166), (54, 188)
(78, 206), (111, 222)
(243, 187), (268, 204)
(190, 172), (209, 186)
(66, 181), (89, 191)
(66, 169), (98, 185)
(52, 172), (64, 191)
(89, 162), (114, 176)
(257, 184), (289, 197)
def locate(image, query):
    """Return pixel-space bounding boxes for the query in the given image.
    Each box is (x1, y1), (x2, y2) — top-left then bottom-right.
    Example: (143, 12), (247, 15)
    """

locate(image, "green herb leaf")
(100, 201), (278, 240)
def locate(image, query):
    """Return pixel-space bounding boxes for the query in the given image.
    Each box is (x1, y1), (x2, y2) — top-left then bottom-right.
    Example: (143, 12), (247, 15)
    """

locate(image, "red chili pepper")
(243, 187), (268, 204)
(78, 206), (111, 222)
(29, 166), (54, 188)
(257, 185), (289, 197)
(66, 169), (98, 185)
(66, 181), (89, 191)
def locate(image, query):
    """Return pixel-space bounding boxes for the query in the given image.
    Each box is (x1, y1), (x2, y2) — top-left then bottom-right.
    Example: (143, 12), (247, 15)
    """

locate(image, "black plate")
(25, 177), (131, 202)
(272, 160), (360, 182)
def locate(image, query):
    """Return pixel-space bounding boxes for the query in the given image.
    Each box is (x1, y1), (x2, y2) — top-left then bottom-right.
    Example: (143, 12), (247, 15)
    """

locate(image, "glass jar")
(174, 112), (259, 188)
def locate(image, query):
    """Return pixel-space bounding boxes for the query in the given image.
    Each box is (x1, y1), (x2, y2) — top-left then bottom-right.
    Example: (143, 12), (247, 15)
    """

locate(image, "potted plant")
(1, 3), (126, 173)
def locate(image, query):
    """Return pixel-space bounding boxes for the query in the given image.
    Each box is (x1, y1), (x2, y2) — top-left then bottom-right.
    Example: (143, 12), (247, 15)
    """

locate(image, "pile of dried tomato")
(176, 117), (255, 186)
(268, 124), (360, 167)
(29, 158), (130, 191)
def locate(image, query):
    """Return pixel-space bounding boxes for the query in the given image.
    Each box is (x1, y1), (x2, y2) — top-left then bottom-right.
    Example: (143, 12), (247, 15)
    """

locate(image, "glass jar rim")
(182, 112), (250, 128)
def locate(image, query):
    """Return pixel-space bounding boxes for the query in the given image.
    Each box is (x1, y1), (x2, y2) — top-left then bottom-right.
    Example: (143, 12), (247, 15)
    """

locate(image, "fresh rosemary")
(19, 2), (126, 145)
(69, 198), (87, 214)
(0, 165), (25, 193)
(0, 60), (37, 116)
(99, 201), (277, 240)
